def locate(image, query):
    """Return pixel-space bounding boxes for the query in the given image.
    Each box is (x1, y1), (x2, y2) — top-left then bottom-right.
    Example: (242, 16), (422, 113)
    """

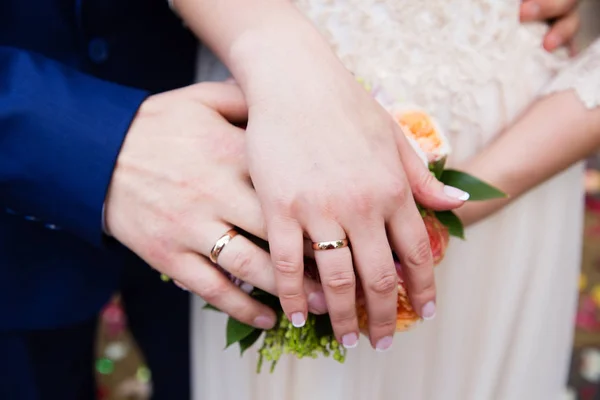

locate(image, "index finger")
(171, 252), (277, 329)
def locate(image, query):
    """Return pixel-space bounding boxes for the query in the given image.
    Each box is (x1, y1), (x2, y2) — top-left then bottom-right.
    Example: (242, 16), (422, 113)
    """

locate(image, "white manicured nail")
(443, 185), (470, 201)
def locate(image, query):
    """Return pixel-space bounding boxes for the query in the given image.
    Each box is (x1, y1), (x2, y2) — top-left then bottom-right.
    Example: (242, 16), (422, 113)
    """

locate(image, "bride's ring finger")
(309, 223), (359, 348)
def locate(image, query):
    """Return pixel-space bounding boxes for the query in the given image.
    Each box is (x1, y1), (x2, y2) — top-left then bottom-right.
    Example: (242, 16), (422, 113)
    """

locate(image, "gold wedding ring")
(209, 229), (239, 264)
(312, 239), (349, 251)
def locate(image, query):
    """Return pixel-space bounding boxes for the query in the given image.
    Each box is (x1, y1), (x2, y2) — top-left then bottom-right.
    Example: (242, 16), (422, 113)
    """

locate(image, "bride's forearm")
(455, 90), (600, 226)
(172, 0), (340, 96)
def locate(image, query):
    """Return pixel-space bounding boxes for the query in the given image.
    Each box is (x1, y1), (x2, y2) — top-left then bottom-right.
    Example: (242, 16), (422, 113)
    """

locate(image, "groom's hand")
(104, 82), (326, 329)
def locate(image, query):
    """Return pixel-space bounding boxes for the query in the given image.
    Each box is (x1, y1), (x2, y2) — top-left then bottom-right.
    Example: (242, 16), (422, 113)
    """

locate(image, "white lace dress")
(191, 1), (600, 399)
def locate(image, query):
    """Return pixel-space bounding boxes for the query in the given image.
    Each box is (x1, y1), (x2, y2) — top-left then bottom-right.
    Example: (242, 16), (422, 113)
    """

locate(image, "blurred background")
(92, 2), (600, 399)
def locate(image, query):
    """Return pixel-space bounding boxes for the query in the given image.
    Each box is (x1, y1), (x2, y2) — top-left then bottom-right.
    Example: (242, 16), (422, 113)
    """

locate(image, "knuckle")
(324, 271), (356, 293)
(271, 195), (301, 216)
(406, 238), (433, 268)
(346, 190), (375, 217)
(146, 232), (178, 268)
(273, 258), (301, 276)
(367, 270), (398, 296)
(200, 281), (229, 304)
(370, 319), (397, 333)
(412, 170), (436, 199)
(387, 178), (410, 203)
(190, 83), (213, 104)
(279, 291), (304, 302)
(229, 248), (257, 282)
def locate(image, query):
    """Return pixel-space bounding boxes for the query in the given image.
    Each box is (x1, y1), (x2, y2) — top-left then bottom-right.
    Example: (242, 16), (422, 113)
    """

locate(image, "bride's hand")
(104, 82), (326, 329)
(520, 0), (580, 54)
(230, 30), (469, 350)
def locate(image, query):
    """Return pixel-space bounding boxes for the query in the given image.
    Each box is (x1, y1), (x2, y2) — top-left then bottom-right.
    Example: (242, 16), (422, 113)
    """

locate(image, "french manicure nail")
(376, 336), (393, 352)
(422, 301), (436, 320)
(291, 312), (306, 328)
(342, 333), (359, 349)
(443, 185), (470, 201)
(308, 291), (328, 314)
(254, 315), (275, 330)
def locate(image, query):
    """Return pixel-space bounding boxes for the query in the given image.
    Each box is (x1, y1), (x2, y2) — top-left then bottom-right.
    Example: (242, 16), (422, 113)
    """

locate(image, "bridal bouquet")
(206, 97), (506, 373)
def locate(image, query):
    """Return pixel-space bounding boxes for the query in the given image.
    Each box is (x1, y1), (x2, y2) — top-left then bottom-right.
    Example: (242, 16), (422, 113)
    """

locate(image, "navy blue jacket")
(0, 0), (197, 330)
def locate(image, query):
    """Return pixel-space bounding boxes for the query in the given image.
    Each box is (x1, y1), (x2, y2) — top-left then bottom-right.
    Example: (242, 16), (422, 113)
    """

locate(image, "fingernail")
(240, 282), (254, 294)
(308, 291), (328, 314)
(443, 185), (470, 201)
(521, 2), (540, 18)
(254, 315), (276, 330)
(174, 280), (189, 291)
(546, 33), (562, 50)
(422, 301), (436, 320)
(342, 332), (359, 349)
(376, 336), (393, 352)
(291, 312), (306, 328)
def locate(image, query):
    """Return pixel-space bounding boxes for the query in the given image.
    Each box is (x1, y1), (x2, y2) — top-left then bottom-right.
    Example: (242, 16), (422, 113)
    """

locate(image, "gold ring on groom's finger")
(209, 229), (239, 264)
(312, 239), (349, 251)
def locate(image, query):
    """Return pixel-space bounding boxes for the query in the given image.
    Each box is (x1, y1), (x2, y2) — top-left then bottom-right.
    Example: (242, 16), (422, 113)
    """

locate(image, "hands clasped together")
(104, 0), (581, 351)
(104, 77), (467, 351)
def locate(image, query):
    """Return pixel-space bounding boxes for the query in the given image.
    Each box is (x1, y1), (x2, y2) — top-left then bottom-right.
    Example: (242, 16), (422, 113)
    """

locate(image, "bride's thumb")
(396, 131), (470, 210)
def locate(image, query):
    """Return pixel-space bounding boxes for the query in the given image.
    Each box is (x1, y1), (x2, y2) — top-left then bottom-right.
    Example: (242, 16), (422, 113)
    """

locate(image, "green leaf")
(239, 328), (263, 355)
(226, 317), (255, 348)
(440, 170), (507, 201)
(429, 157), (447, 180)
(202, 303), (220, 312)
(435, 210), (465, 239)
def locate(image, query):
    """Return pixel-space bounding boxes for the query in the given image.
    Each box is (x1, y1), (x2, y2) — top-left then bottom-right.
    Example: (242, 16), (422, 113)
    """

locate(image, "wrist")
(227, 14), (339, 98)
(101, 97), (154, 241)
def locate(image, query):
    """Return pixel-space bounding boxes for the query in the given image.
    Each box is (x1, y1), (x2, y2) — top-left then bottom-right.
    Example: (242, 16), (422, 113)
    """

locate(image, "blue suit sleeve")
(0, 46), (149, 246)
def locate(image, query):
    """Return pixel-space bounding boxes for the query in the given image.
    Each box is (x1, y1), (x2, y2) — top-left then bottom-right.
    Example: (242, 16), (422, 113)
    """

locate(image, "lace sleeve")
(541, 38), (600, 109)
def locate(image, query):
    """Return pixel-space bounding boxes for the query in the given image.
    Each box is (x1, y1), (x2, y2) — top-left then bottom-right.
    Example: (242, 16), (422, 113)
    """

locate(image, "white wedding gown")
(191, 1), (600, 399)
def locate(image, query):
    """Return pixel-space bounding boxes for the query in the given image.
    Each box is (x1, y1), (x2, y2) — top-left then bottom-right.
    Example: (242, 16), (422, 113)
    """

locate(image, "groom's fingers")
(172, 252), (277, 329)
(209, 233), (328, 315)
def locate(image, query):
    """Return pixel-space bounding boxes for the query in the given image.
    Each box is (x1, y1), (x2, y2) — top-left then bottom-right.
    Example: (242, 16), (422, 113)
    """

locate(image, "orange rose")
(389, 106), (451, 163)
